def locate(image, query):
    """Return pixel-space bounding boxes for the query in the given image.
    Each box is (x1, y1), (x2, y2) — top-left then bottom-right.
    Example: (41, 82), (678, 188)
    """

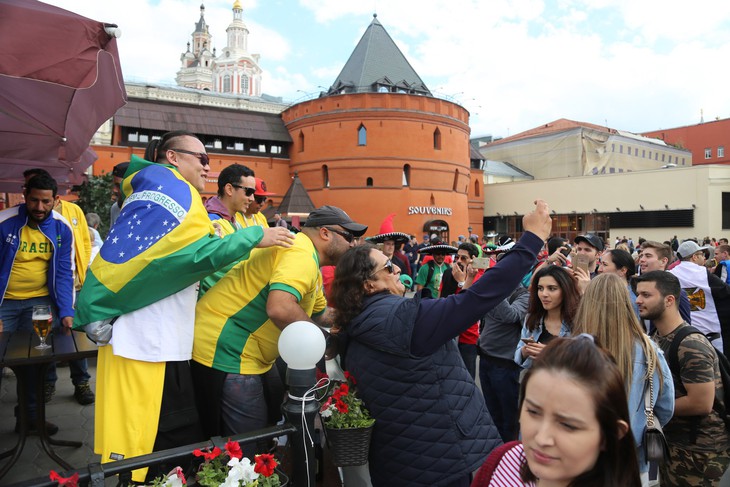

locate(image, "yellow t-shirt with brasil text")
(193, 232), (326, 375)
(5, 225), (53, 299)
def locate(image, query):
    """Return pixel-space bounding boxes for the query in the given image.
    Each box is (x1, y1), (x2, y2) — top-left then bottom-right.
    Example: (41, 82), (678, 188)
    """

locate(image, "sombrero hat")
(367, 214), (410, 244)
(418, 239), (458, 255)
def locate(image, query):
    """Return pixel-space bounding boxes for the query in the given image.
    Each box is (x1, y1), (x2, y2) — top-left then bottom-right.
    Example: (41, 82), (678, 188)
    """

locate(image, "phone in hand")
(472, 257), (490, 269)
(560, 244), (572, 257)
(520, 337), (535, 344)
(573, 254), (591, 274)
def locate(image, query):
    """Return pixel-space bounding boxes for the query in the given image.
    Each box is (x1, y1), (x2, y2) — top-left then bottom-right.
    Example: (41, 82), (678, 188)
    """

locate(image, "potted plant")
(320, 371), (375, 466)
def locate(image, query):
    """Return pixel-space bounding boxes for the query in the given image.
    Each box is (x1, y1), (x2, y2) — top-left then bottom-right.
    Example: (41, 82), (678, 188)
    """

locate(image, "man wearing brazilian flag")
(73, 131), (293, 482)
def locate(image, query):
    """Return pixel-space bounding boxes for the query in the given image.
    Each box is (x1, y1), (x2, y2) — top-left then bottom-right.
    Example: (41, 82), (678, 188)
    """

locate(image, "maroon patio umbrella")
(0, 0), (127, 192)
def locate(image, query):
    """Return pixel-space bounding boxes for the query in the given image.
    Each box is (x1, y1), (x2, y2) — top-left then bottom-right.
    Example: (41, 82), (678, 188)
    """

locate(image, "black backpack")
(667, 326), (730, 432)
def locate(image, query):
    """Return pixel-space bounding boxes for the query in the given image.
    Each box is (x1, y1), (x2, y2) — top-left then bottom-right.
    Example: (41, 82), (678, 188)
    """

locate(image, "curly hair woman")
(330, 201), (553, 487)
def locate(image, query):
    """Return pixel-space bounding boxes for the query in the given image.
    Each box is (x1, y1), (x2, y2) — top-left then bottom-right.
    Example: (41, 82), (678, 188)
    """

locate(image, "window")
(366, 177), (373, 187)
(474, 180), (480, 197)
(241, 75), (249, 94)
(452, 169), (459, 191)
(724, 193), (730, 229)
(434, 128), (442, 150)
(619, 145), (623, 154)
(612, 143), (615, 152)
(298, 131), (304, 152)
(402, 164), (411, 186)
(635, 148), (639, 156)
(642, 149), (645, 158)
(139, 134), (149, 143)
(719, 146), (725, 158)
(223, 75), (231, 93)
(705, 148), (712, 159)
(358, 124), (367, 146)
(322, 165), (329, 188)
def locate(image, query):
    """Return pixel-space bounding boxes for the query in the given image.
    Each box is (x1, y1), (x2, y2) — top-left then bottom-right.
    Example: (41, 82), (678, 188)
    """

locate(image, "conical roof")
(276, 173), (316, 216)
(326, 14), (430, 96)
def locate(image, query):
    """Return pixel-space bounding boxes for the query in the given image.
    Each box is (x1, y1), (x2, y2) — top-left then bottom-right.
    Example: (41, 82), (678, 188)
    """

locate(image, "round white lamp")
(278, 320), (326, 370)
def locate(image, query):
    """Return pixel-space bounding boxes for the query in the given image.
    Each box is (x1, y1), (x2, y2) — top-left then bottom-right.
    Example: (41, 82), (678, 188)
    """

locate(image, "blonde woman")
(573, 273), (674, 485)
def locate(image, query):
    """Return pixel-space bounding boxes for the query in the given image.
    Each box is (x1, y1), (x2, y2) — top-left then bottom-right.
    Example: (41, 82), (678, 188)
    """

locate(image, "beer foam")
(34, 315), (52, 321)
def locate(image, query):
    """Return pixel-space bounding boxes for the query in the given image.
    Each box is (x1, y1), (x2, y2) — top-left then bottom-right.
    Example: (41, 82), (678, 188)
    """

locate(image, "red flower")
(49, 471), (79, 487)
(254, 453), (278, 477)
(316, 368), (329, 381)
(192, 446), (221, 461)
(320, 397), (332, 411)
(335, 399), (349, 414)
(338, 383), (349, 396)
(172, 466), (187, 485)
(344, 371), (357, 384)
(224, 440), (243, 460)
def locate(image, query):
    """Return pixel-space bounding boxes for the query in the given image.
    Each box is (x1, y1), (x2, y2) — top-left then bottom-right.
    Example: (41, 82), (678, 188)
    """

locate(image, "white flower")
(320, 406), (333, 418)
(162, 467), (185, 487)
(225, 457), (259, 486)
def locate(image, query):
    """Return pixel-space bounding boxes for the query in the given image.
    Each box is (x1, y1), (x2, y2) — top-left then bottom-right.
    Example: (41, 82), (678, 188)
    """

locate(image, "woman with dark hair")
(330, 201), (553, 487)
(599, 248), (640, 317)
(514, 265), (579, 369)
(474, 336), (641, 487)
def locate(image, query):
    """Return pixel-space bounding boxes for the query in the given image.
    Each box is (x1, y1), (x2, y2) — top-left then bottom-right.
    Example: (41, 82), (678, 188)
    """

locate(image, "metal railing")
(7, 424), (297, 487)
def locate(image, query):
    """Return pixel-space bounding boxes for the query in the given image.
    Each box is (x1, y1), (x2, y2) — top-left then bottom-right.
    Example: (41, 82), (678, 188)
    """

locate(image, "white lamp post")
(278, 321), (326, 486)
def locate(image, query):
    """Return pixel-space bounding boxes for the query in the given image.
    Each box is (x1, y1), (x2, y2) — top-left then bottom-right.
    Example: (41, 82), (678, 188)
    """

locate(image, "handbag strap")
(644, 356), (656, 428)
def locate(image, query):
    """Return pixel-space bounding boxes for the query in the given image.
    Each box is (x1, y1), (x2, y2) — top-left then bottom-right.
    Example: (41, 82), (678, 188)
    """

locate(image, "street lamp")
(279, 321), (326, 487)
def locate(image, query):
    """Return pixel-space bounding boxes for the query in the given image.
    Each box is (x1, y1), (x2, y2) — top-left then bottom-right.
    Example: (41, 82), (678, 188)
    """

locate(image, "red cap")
(254, 177), (276, 196)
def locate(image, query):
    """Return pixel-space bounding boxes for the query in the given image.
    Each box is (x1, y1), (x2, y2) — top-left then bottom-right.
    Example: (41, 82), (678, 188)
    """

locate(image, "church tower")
(212, 0), (263, 96)
(175, 4), (215, 90)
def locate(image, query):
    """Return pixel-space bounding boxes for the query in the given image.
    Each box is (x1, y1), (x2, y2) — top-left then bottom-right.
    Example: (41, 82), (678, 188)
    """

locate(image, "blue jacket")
(628, 340), (674, 473)
(343, 232), (544, 486)
(0, 205), (75, 318)
(514, 316), (572, 369)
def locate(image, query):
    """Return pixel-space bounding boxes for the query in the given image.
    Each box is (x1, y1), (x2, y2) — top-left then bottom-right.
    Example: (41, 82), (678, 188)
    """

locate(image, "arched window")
(402, 164), (411, 186)
(366, 177), (373, 187)
(298, 131), (304, 152)
(358, 124), (367, 146)
(474, 180), (480, 197)
(241, 75), (249, 94)
(223, 74), (231, 93)
(434, 128), (442, 150)
(322, 165), (330, 188)
(452, 170), (459, 191)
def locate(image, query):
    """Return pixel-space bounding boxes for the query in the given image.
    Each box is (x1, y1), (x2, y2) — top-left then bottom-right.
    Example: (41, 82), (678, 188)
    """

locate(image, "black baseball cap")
(574, 234), (604, 252)
(303, 206), (367, 236)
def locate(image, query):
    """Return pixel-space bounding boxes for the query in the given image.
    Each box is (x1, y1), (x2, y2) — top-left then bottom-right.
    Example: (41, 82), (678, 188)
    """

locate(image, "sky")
(46, 0), (730, 139)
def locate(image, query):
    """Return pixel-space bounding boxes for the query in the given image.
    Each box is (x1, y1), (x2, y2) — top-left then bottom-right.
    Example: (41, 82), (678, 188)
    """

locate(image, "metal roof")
(327, 14), (430, 95)
(277, 173), (316, 215)
(114, 99), (292, 143)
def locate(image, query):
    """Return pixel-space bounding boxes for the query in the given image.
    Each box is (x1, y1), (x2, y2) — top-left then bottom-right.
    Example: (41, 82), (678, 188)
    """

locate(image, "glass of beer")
(32, 304), (52, 350)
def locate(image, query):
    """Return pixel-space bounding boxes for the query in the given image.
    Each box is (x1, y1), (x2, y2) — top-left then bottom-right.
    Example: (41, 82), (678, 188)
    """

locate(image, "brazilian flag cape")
(73, 155), (263, 328)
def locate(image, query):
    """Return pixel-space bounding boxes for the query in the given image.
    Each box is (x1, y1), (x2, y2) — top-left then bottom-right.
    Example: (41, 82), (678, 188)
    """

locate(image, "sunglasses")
(230, 184), (256, 196)
(370, 259), (395, 277)
(170, 148), (210, 167)
(324, 226), (355, 243)
(254, 195), (267, 204)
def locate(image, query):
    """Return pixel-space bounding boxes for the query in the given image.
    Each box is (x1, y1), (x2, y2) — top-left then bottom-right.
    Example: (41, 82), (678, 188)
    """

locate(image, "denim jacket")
(514, 316), (571, 369)
(629, 340), (675, 473)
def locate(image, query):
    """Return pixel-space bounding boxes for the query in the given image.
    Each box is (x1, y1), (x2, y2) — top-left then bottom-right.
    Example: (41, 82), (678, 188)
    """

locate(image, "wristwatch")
(457, 281), (466, 288)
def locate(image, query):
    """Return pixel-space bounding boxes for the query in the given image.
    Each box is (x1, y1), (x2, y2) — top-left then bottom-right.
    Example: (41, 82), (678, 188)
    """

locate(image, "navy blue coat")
(344, 232), (544, 486)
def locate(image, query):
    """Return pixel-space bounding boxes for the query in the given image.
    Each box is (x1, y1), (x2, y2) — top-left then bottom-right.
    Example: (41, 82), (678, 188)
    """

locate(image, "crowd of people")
(2, 129), (730, 486)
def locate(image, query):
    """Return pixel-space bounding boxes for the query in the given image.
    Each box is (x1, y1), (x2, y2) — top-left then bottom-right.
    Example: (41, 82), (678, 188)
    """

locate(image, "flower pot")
(324, 425), (373, 467)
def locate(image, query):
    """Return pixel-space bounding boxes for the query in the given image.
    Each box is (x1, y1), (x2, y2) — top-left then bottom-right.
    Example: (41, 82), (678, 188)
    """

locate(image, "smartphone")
(520, 337), (535, 344)
(472, 257), (490, 269)
(560, 244), (572, 257)
(573, 254), (591, 274)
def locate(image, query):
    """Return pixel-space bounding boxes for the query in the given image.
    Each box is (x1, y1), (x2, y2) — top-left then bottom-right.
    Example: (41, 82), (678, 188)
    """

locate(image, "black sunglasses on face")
(324, 226), (355, 243)
(230, 184), (256, 196)
(254, 195), (267, 204)
(169, 148), (210, 167)
(369, 259), (394, 277)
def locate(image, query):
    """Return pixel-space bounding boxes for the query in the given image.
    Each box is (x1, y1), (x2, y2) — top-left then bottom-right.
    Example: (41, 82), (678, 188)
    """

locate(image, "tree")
(75, 173), (113, 238)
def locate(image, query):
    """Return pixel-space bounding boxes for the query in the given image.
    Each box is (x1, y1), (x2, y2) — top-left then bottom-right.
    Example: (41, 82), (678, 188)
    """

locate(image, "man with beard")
(635, 271), (730, 486)
(191, 206), (367, 449)
(0, 173), (74, 435)
(236, 177), (275, 228)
